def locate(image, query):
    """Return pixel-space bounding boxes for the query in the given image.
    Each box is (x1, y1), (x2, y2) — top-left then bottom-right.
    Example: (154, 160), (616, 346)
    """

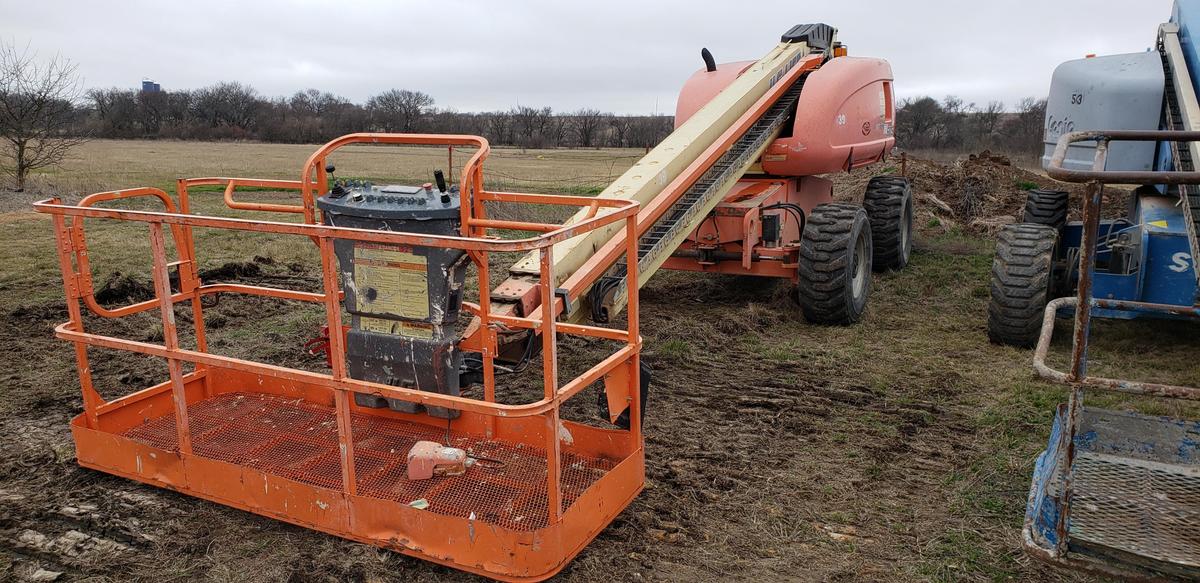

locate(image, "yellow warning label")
(360, 316), (399, 335)
(354, 245), (428, 319)
(358, 317), (435, 339)
(400, 321), (434, 339)
(1149, 220), (1169, 229)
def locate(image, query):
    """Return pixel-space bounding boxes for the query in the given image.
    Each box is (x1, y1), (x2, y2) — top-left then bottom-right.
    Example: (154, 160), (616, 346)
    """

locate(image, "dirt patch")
(93, 272), (156, 306)
(198, 259), (263, 281)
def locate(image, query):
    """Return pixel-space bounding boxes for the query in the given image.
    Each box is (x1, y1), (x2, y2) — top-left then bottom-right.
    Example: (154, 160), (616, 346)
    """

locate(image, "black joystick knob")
(325, 163), (347, 198)
(434, 169), (447, 193)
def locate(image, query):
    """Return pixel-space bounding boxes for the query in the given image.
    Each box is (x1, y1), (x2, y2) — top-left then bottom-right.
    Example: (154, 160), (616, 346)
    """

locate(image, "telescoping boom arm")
(487, 25), (837, 326)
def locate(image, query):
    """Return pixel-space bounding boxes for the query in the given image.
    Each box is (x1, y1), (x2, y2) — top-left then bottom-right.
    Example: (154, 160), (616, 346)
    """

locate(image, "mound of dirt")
(904, 151), (1069, 234)
(198, 260), (263, 281)
(832, 150), (1128, 236)
(93, 272), (155, 305)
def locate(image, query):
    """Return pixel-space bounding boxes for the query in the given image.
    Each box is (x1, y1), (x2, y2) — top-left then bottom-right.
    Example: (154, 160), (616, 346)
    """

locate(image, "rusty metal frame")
(1038, 130), (1200, 396)
(1025, 130), (1200, 572)
(36, 133), (644, 581)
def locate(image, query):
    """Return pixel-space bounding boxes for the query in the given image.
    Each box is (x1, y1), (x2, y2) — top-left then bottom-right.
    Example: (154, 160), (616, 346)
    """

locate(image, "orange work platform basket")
(35, 134), (644, 581)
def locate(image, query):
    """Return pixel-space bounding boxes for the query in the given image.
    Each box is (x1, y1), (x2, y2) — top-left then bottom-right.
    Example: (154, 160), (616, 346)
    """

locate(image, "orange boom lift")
(37, 24), (906, 581)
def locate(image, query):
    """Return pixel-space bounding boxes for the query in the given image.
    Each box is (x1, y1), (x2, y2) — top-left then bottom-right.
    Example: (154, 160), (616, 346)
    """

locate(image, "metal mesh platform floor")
(1067, 409), (1200, 570)
(121, 392), (617, 531)
(1071, 452), (1200, 568)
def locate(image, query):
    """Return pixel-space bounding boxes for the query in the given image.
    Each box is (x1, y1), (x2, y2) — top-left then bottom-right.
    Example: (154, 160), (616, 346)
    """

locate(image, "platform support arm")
(148, 222), (194, 455)
(319, 236), (358, 496)
(51, 212), (102, 429)
(538, 247), (563, 523)
(1054, 139), (1109, 556)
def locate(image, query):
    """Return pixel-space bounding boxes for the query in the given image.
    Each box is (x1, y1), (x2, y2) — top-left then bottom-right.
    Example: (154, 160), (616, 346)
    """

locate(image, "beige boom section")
(1162, 23), (1200, 285)
(500, 39), (818, 322)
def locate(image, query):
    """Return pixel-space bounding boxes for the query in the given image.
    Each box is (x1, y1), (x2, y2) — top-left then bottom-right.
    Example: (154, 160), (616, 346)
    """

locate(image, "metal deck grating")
(118, 392), (618, 531)
(1031, 407), (1200, 572)
(1071, 452), (1200, 567)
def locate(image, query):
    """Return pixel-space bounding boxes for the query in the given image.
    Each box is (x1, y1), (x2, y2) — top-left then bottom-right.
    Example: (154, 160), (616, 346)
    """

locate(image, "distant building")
(141, 79), (161, 93)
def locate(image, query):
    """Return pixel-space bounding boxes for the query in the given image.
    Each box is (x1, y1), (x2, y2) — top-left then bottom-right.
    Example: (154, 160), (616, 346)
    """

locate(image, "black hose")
(701, 48), (717, 72)
(461, 330), (536, 377)
(762, 203), (806, 238)
(588, 276), (625, 323)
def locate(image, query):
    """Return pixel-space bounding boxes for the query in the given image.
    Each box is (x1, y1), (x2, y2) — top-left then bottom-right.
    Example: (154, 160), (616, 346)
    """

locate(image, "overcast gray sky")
(0, 0), (1176, 114)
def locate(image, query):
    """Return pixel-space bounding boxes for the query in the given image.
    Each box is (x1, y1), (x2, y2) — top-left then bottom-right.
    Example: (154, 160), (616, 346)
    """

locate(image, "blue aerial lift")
(987, 2), (1200, 580)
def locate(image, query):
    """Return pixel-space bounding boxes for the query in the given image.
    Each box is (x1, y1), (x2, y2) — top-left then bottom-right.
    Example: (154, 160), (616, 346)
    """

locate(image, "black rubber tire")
(863, 176), (914, 271)
(987, 223), (1058, 347)
(797, 203), (873, 325)
(1022, 189), (1069, 231)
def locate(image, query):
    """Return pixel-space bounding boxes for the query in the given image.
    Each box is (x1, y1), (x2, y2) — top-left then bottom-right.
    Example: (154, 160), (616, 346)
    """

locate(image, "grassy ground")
(13, 139), (642, 202)
(0, 140), (1196, 582)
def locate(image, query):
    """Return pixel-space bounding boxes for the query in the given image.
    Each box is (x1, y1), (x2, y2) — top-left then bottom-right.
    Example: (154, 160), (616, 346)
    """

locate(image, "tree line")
(896, 95), (1047, 154)
(4, 41), (1053, 192)
(83, 83), (674, 149)
(83, 83), (1049, 154)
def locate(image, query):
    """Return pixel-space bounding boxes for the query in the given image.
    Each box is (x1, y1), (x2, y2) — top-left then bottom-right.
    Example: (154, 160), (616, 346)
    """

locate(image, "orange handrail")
(38, 134), (645, 580)
(180, 177), (307, 214)
(298, 133), (492, 229)
(70, 187), (193, 318)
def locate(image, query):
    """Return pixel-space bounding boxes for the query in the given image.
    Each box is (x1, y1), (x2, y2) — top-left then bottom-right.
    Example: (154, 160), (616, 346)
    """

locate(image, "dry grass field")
(1, 139), (1196, 582)
(19, 139), (643, 201)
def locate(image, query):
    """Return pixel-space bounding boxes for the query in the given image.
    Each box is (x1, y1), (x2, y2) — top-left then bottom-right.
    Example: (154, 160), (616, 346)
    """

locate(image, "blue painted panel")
(1058, 221), (1121, 253)
(1026, 405), (1066, 551)
(1092, 272), (1142, 302)
(1026, 406), (1200, 555)
(1139, 196), (1190, 235)
(1143, 231), (1197, 303)
(1174, 1), (1200, 97)
(1056, 198), (1196, 311)
(1137, 196), (1197, 304)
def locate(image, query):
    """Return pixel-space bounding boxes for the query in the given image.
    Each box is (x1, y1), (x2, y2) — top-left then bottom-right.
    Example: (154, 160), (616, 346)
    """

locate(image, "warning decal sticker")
(359, 317), (434, 338)
(354, 245), (429, 319)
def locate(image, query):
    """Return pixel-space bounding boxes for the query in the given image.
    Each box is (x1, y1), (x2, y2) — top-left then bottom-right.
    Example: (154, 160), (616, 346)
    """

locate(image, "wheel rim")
(852, 231), (868, 300)
(901, 200), (912, 258)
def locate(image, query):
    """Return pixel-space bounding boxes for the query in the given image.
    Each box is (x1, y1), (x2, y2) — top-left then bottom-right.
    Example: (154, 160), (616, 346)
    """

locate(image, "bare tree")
(189, 82), (261, 134)
(88, 87), (138, 136)
(484, 111), (512, 144)
(510, 105), (554, 148)
(938, 95), (968, 148)
(0, 42), (86, 191)
(136, 88), (169, 135)
(367, 89), (434, 132)
(627, 114), (672, 149)
(896, 96), (942, 148)
(974, 100), (1005, 143)
(549, 113), (568, 147)
(572, 108), (608, 148)
(608, 116), (631, 147)
(1006, 97), (1048, 152)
